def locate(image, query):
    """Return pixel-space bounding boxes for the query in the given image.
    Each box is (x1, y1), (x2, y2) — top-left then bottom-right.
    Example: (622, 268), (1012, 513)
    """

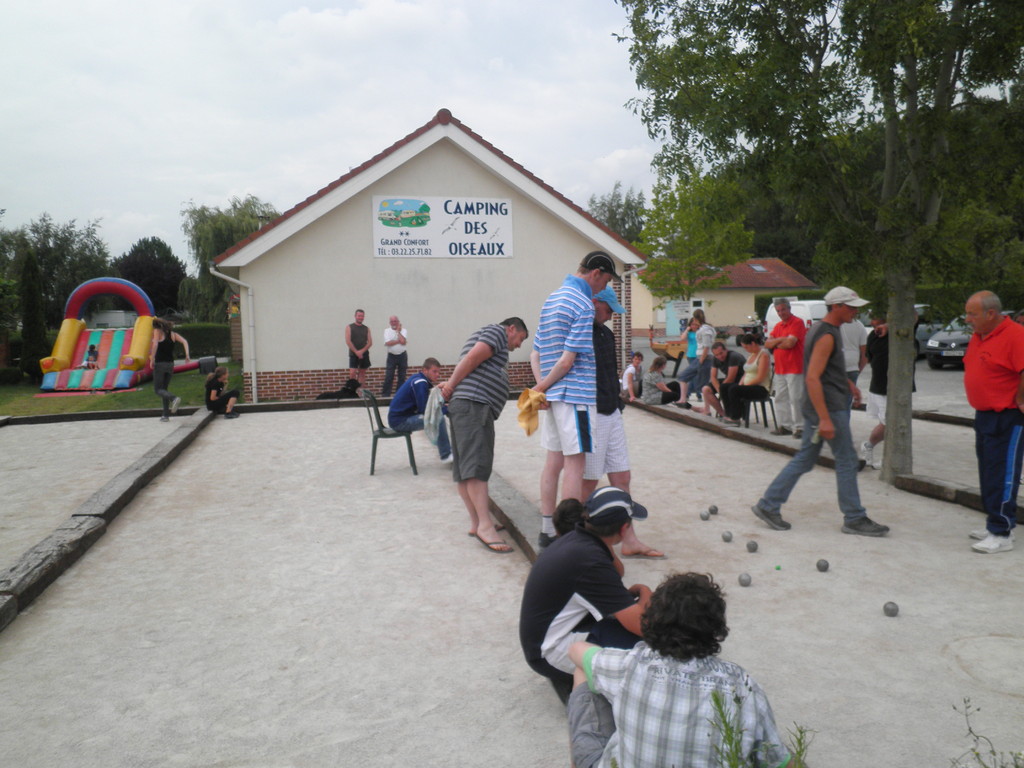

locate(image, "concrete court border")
(0, 396), (983, 634)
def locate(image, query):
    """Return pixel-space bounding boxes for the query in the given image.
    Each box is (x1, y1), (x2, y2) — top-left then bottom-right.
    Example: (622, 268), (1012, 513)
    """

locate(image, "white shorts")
(584, 411), (630, 480)
(540, 401), (595, 455)
(866, 392), (886, 424)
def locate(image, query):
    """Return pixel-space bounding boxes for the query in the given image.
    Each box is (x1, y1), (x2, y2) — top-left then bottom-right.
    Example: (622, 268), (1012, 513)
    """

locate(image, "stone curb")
(629, 401), (985, 512)
(0, 409), (215, 634)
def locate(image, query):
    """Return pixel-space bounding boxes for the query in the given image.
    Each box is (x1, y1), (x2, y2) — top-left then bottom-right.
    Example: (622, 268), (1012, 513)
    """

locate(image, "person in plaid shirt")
(567, 572), (790, 768)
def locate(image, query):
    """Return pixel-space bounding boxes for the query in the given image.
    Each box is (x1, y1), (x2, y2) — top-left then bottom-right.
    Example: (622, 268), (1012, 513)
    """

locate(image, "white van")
(764, 299), (828, 335)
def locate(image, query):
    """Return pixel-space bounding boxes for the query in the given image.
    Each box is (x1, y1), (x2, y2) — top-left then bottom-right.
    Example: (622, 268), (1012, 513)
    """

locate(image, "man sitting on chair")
(388, 357), (451, 463)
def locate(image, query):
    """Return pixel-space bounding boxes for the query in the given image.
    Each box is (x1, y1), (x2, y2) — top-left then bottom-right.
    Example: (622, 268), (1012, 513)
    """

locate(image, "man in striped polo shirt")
(531, 251), (621, 549)
(439, 317), (530, 554)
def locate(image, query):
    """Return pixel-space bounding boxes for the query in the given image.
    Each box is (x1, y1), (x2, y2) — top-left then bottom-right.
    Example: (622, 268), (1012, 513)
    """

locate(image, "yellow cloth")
(517, 388), (547, 436)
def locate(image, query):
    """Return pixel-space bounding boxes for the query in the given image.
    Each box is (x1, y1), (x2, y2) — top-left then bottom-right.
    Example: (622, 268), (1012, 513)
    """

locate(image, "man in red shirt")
(764, 299), (806, 437)
(963, 290), (1024, 554)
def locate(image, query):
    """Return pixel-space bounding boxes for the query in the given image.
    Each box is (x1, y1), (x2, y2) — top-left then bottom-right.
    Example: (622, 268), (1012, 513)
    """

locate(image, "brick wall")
(243, 361), (538, 402)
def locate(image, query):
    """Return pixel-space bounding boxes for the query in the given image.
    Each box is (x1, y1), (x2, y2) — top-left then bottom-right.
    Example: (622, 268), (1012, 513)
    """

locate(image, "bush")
(0, 367), (24, 385)
(176, 323), (230, 357)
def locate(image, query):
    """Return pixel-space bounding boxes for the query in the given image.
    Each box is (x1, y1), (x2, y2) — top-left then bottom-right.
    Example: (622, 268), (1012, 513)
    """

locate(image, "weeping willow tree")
(179, 195), (279, 322)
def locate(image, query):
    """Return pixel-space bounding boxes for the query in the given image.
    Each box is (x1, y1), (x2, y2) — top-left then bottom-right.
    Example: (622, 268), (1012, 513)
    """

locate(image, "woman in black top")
(149, 318), (190, 422)
(205, 366), (240, 419)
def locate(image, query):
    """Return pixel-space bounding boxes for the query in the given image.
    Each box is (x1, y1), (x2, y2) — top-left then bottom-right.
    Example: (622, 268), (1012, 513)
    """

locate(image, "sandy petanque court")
(0, 403), (1022, 766)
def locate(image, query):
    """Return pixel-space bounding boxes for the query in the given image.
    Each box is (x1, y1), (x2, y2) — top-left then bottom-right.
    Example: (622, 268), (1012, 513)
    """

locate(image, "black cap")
(580, 251), (622, 283)
(584, 486), (648, 525)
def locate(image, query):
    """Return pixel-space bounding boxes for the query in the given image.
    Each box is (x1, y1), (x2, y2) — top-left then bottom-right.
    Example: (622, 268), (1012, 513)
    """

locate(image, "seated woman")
(620, 351), (643, 402)
(205, 366), (241, 419)
(639, 356), (682, 406)
(720, 334), (772, 425)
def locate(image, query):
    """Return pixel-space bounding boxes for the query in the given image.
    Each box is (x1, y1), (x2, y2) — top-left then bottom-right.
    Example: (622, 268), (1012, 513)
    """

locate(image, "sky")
(1, 0), (661, 270)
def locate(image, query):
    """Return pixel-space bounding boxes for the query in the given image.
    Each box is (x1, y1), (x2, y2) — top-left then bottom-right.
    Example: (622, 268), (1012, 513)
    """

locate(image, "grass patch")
(0, 362), (243, 417)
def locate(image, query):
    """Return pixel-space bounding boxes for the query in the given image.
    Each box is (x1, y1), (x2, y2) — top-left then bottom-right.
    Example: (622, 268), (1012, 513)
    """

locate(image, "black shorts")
(349, 352), (371, 369)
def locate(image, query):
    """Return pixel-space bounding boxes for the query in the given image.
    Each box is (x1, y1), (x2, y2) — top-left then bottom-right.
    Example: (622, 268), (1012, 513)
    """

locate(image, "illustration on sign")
(377, 198), (431, 228)
(373, 195), (513, 258)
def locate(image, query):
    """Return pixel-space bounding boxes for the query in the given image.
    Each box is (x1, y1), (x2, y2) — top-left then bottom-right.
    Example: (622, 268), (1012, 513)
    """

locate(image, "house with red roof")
(633, 257), (818, 339)
(213, 109), (646, 401)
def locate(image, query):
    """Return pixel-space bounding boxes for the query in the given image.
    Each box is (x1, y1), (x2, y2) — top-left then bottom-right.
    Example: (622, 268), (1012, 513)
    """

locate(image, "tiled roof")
(215, 108), (643, 264)
(716, 258), (817, 290)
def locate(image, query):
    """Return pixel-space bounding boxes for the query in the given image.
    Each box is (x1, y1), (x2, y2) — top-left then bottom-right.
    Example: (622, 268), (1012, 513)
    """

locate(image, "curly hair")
(641, 573), (729, 661)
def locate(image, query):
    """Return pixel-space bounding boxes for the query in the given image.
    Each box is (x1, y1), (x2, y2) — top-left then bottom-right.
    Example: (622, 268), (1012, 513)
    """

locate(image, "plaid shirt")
(586, 643), (790, 768)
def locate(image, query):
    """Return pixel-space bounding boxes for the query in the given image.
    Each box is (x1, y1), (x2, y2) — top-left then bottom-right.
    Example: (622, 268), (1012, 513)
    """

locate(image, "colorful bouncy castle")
(39, 278), (157, 391)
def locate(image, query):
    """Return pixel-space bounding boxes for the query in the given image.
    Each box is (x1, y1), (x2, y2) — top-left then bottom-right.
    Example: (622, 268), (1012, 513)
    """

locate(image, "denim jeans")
(757, 408), (866, 522)
(393, 413), (451, 459)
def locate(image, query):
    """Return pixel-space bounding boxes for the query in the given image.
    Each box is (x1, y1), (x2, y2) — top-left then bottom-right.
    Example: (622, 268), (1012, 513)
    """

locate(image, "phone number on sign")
(376, 246), (433, 256)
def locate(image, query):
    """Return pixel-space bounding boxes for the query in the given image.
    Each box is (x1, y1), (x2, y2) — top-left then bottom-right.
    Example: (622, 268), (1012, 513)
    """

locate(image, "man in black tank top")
(751, 287), (890, 537)
(345, 309), (373, 388)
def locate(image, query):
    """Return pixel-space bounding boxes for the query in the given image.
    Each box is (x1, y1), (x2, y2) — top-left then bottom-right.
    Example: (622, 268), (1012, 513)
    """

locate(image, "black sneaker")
(674, 402), (692, 410)
(224, 411), (240, 419)
(842, 517), (889, 537)
(538, 532), (557, 550)
(751, 504), (791, 531)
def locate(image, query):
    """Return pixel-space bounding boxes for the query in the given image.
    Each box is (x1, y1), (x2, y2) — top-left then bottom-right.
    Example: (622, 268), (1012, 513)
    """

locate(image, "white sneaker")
(440, 454), (454, 464)
(170, 396), (181, 415)
(971, 533), (1014, 554)
(970, 528), (1014, 541)
(860, 441), (874, 465)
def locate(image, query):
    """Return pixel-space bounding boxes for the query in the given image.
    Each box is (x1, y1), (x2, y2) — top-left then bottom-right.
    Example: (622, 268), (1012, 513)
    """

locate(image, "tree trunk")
(881, 263), (917, 482)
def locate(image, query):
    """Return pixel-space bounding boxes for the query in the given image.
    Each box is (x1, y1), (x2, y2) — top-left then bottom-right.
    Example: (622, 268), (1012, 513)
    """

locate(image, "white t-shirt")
(840, 321), (867, 372)
(383, 325), (408, 355)
(620, 364), (640, 394)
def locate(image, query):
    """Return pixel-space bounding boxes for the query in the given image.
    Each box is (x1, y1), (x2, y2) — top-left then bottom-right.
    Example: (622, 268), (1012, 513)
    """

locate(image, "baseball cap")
(580, 251), (622, 282)
(584, 486), (648, 525)
(593, 287), (625, 314)
(823, 286), (869, 307)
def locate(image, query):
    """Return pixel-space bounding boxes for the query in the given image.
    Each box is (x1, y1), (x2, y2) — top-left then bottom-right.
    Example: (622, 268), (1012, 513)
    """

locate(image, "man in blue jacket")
(388, 357), (451, 462)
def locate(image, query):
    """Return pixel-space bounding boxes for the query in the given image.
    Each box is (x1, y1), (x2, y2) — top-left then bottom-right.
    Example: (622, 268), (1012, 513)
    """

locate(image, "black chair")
(741, 388), (778, 430)
(361, 390), (417, 475)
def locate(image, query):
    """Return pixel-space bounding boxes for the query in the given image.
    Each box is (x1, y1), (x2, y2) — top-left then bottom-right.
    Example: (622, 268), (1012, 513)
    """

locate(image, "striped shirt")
(451, 323), (510, 419)
(533, 274), (596, 405)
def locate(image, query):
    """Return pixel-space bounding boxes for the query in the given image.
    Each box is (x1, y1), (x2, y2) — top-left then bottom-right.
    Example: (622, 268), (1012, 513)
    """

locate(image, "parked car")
(924, 311), (1013, 369)
(924, 318), (970, 368)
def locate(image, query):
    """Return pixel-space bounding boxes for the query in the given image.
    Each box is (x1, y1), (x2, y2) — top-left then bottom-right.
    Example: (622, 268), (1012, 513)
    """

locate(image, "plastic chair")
(741, 389), (778, 430)
(361, 390), (418, 475)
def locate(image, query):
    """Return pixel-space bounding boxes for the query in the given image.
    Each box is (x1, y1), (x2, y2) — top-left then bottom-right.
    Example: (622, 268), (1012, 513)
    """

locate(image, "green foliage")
(952, 699), (1024, 768)
(179, 195), (279, 321)
(176, 323), (231, 357)
(18, 250), (49, 384)
(0, 367), (24, 385)
(638, 172), (752, 302)
(707, 689), (813, 767)
(587, 182), (647, 243)
(0, 214), (112, 328)
(112, 237), (187, 315)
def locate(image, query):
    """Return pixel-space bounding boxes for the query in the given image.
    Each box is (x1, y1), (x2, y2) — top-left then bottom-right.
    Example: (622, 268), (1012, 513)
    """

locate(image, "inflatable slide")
(39, 278), (194, 392)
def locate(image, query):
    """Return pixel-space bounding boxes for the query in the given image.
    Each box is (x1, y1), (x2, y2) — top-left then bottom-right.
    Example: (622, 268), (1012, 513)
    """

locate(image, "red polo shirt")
(964, 317), (1024, 411)
(770, 315), (807, 375)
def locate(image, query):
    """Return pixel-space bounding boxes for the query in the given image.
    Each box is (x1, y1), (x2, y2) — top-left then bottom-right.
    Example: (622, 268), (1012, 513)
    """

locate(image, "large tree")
(179, 195), (279, 322)
(19, 249), (49, 383)
(0, 214), (112, 328)
(587, 181), (647, 243)
(637, 171), (753, 303)
(618, 0), (1024, 480)
(112, 237), (187, 316)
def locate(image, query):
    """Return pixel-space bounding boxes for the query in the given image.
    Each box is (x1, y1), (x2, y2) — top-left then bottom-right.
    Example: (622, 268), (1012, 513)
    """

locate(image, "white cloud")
(0, 0), (660, 262)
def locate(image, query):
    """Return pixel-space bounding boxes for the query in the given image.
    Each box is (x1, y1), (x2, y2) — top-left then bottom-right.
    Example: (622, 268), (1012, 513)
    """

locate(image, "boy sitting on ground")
(567, 572), (791, 768)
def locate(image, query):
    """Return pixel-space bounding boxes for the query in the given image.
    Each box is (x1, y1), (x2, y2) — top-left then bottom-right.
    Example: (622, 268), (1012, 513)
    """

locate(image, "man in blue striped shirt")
(531, 251), (621, 549)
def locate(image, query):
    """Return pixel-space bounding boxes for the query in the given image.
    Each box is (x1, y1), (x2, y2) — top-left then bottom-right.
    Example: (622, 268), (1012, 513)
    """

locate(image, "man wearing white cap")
(752, 287), (890, 537)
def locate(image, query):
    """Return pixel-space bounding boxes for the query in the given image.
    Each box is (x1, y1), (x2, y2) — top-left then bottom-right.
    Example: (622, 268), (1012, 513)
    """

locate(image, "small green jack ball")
(883, 601), (899, 617)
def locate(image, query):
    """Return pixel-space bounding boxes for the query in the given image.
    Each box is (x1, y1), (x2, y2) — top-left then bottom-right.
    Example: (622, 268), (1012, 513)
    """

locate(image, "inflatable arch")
(40, 278), (157, 391)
